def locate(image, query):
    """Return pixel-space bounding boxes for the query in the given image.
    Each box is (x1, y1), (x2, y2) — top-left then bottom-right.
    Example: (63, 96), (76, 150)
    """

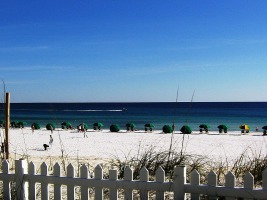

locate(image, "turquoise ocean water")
(1, 102), (267, 131)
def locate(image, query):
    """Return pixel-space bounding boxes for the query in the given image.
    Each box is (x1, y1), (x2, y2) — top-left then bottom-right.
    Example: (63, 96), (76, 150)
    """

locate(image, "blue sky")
(0, 1), (267, 102)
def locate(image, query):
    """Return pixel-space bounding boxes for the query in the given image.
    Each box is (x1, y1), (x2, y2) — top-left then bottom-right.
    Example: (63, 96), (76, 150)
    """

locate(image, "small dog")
(43, 144), (49, 150)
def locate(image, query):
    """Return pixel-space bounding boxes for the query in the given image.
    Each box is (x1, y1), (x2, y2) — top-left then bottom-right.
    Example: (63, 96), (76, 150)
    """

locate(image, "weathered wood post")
(5, 92), (10, 159)
(15, 159), (29, 200)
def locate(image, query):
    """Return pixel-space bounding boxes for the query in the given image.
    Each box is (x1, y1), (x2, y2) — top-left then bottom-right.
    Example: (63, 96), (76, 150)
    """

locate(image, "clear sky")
(0, 1), (267, 103)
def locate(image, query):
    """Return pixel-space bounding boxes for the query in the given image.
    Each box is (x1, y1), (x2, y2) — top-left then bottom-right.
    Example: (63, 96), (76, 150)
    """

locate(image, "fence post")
(15, 159), (28, 200)
(173, 165), (186, 200)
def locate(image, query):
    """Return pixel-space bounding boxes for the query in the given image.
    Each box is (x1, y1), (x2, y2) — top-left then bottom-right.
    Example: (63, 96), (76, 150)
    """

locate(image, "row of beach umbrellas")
(1, 121), (266, 135)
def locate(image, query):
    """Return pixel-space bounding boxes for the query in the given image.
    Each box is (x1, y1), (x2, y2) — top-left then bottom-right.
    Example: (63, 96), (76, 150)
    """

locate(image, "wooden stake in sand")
(5, 92), (10, 160)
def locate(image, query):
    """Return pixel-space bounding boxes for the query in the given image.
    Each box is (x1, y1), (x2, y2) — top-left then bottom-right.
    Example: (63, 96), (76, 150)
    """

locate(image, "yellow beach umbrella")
(240, 124), (250, 133)
(240, 124), (250, 130)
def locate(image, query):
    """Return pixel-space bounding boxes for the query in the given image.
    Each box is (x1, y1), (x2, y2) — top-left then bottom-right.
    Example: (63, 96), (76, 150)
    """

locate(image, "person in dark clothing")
(43, 144), (49, 150)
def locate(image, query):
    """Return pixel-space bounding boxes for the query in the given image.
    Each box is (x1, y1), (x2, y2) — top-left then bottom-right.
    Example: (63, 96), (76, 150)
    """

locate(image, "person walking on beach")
(83, 129), (88, 138)
(50, 125), (53, 134)
(49, 135), (53, 147)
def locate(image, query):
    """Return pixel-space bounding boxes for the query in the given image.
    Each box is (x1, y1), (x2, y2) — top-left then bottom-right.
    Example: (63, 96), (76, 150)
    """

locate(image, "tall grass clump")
(109, 143), (267, 187)
(109, 144), (208, 181)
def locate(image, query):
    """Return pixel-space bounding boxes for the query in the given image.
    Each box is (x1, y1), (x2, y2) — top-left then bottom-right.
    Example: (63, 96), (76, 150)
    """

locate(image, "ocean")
(1, 102), (267, 131)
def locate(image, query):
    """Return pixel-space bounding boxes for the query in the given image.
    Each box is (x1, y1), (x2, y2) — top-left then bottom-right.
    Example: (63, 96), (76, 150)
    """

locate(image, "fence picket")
(53, 162), (62, 200)
(225, 171), (235, 200)
(156, 166), (165, 200)
(244, 172), (254, 200)
(207, 171), (218, 200)
(2, 160), (9, 173)
(263, 168), (267, 190)
(40, 162), (48, 200)
(16, 159), (29, 200)
(67, 164), (75, 200)
(124, 166), (133, 200)
(190, 169), (200, 200)
(95, 164), (103, 200)
(174, 166), (186, 200)
(109, 168), (118, 199)
(80, 164), (89, 200)
(28, 162), (36, 200)
(2, 160), (10, 200)
(140, 166), (149, 200)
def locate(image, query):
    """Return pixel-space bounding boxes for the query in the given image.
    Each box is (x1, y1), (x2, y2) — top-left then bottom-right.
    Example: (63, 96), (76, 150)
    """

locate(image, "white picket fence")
(0, 159), (267, 199)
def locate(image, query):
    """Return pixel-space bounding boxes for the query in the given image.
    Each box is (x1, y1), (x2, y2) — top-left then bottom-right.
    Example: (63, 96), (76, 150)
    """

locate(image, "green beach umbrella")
(110, 124), (120, 132)
(217, 125), (228, 129)
(1, 121), (6, 128)
(32, 123), (41, 130)
(145, 123), (154, 128)
(82, 123), (89, 130)
(93, 122), (103, 130)
(263, 126), (267, 135)
(199, 124), (209, 129)
(11, 121), (19, 128)
(199, 124), (209, 133)
(77, 123), (88, 131)
(61, 121), (72, 129)
(180, 125), (192, 134)
(144, 123), (154, 131)
(18, 121), (27, 128)
(46, 123), (56, 130)
(217, 124), (228, 133)
(162, 125), (173, 133)
(126, 123), (136, 131)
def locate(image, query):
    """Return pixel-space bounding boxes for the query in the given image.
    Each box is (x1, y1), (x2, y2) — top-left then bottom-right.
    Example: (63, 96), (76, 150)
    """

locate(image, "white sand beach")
(1, 127), (266, 167)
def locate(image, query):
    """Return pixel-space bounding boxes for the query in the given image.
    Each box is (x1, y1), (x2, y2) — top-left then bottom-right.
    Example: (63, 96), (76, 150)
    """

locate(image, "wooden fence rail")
(0, 159), (266, 199)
